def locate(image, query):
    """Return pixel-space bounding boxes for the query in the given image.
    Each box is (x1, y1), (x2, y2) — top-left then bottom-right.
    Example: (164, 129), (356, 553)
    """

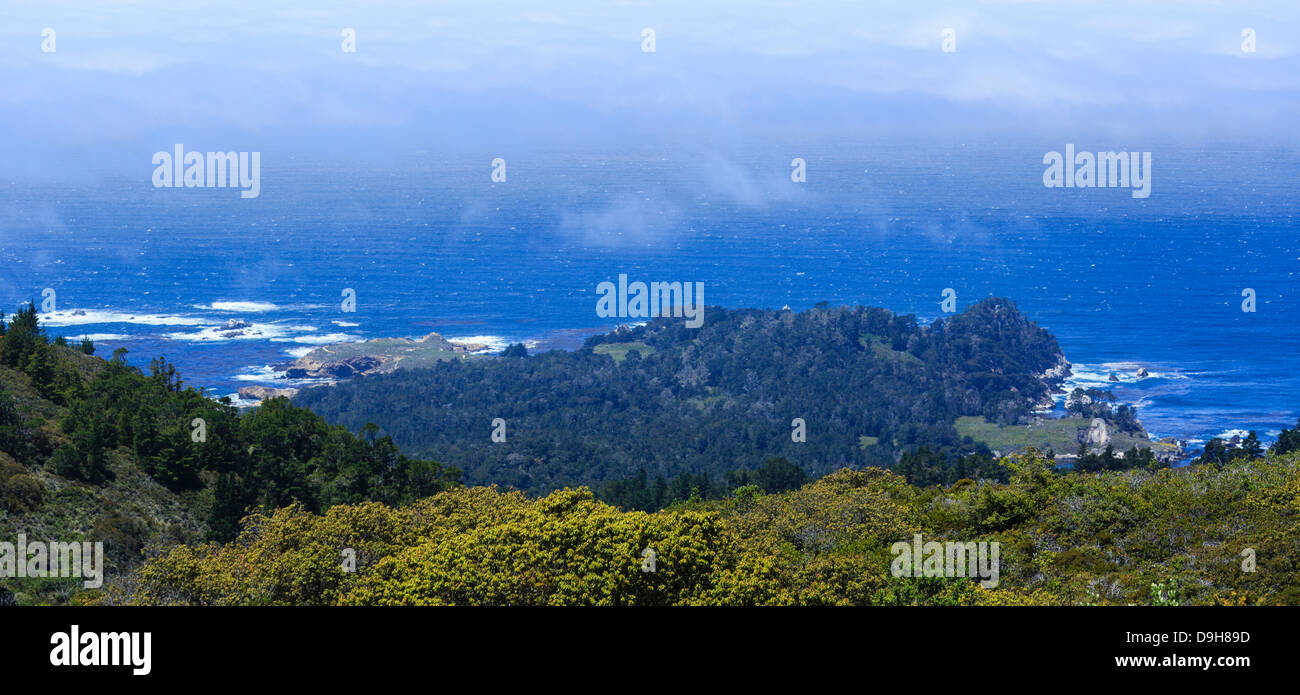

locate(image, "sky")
(1, 0), (1298, 178)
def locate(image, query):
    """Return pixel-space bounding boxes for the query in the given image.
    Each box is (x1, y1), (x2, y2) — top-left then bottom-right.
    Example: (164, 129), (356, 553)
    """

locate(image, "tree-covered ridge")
(0, 304), (460, 603)
(115, 447), (1300, 606)
(294, 298), (1067, 493)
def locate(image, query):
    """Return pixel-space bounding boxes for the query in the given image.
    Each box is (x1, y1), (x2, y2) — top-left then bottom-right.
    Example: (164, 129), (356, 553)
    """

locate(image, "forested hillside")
(294, 298), (1068, 493)
(0, 304), (459, 604)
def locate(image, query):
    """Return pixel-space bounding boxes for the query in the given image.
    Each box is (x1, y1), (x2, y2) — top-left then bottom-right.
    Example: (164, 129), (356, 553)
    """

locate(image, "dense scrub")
(114, 449), (1300, 606)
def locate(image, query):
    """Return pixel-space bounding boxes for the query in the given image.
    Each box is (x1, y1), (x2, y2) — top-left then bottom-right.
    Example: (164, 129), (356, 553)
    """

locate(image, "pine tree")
(1272, 419), (1300, 456)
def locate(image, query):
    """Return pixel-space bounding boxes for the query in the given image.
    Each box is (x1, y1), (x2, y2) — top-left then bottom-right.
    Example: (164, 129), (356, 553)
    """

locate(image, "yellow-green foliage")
(116, 450), (1300, 606)
(343, 488), (742, 606)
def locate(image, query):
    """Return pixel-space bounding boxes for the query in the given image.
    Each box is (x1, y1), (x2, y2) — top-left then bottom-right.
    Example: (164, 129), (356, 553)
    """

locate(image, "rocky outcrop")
(284, 355), (383, 379)
(415, 332), (489, 352)
(277, 332), (492, 380)
(1079, 418), (1110, 447)
(1037, 354), (1072, 384)
(1032, 354), (1073, 409)
(237, 385), (300, 401)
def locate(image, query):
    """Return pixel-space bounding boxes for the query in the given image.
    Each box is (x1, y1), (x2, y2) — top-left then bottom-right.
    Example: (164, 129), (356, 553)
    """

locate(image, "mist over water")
(3, 141), (1297, 445)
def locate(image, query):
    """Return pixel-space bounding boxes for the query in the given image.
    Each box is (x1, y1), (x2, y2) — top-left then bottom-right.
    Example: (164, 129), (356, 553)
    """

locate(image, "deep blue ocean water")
(3, 140), (1297, 448)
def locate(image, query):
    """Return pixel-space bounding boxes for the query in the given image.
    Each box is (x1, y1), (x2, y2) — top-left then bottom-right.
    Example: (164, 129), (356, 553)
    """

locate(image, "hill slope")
(0, 304), (460, 604)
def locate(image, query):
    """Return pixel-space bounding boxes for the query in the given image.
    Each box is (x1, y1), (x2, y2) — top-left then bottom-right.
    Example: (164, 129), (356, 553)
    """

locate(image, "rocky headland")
(236, 332), (491, 402)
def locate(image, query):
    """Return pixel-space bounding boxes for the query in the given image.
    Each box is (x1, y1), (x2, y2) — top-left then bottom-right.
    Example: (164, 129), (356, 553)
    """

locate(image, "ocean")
(3, 140), (1297, 448)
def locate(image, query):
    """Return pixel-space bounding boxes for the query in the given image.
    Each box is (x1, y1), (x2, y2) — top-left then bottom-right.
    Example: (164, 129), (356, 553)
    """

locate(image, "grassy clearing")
(955, 415), (1173, 457)
(593, 342), (656, 363)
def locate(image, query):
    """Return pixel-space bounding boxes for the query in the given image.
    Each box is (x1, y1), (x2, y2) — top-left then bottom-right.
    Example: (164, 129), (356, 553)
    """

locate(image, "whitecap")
(1066, 362), (1186, 389)
(232, 365), (282, 382)
(224, 393), (258, 407)
(1211, 428), (1252, 441)
(40, 308), (207, 327)
(194, 301), (279, 313)
(446, 335), (510, 352)
(271, 332), (359, 345)
(232, 364), (333, 387)
(164, 322), (294, 342)
(63, 333), (129, 342)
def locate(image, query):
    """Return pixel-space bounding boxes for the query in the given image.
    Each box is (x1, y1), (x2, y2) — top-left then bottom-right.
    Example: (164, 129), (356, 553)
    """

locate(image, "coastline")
(235, 321), (1202, 466)
(37, 302), (1282, 457)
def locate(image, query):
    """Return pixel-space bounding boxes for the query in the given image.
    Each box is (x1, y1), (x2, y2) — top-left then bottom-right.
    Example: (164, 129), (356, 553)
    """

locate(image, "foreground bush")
(116, 451), (1300, 606)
